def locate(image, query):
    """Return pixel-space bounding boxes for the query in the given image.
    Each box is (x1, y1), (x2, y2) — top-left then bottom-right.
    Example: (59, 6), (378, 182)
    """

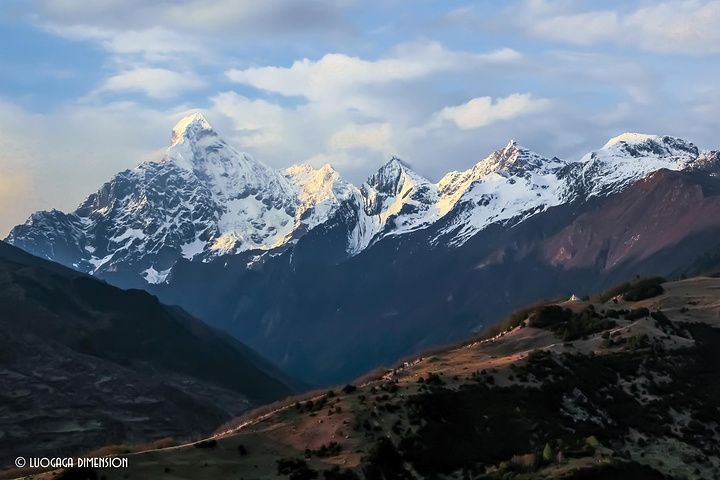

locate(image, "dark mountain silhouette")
(0, 241), (296, 468)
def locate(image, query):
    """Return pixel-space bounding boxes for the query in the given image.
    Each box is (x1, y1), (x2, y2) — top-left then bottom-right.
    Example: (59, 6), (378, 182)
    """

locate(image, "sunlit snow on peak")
(171, 112), (212, 146)
(602, 133), (660, 150)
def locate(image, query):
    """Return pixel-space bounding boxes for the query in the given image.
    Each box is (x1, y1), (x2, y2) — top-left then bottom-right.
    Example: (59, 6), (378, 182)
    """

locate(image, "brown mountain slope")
(17, 277), (720, 480)
(542, 169), (720, 271)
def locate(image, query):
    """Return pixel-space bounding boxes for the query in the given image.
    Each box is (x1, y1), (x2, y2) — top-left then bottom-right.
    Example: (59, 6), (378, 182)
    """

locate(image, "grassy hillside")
(13, 276), (720, 479)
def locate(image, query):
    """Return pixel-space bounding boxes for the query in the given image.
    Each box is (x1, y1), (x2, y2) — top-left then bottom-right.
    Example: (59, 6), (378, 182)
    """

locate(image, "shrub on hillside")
(600, 277), (666, 303)
(600, 281), (633, 303)
(193, 439), (217, 449)
(342, 384), (357, 394)
(529, 306), (573, 329)
(527, 306), (616, 341)
(277, 458), (318, 480)
(362, 437), (413, 480)
(307, 442), (342, 458)
(625, 308), (650, 321)
(622, 277), (665, 302)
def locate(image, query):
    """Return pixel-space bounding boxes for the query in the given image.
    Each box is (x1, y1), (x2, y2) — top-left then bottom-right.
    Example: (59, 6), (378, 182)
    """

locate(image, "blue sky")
(1, 0), (720, 235)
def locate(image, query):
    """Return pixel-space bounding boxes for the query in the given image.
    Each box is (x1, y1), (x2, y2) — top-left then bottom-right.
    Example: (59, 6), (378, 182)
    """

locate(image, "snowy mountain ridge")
(578, 133), (702, 197)
(6, 113), (718, 284)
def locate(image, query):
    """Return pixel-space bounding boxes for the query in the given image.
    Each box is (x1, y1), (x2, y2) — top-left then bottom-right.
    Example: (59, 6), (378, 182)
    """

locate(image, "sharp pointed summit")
(385, 156), (410, 169)
(366, 157), (410, 194)
(468, 140), (565, 178)
(359, 156), (440, 238)
(171, 112), (213, 146)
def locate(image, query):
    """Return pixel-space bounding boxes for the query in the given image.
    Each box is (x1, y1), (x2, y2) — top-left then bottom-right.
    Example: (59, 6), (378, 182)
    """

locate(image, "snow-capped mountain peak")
(579, 133), (700, 197)
(341, 157), (443, 245)
(472, 140), (567, 178)
(433, 141), (572, 245)
(171, 112), (212, 146)
(364, 157), (413, 196)
(286, 163), (340, 187)
(285, 163), (357, 232)
(602, 132), (658, 149)
(437, 141), (566, 214)
(361, 158), (439, 226)
(165, 113), (296, 206)
(5, 114), (346, 283)
(601, 133), (698, 158)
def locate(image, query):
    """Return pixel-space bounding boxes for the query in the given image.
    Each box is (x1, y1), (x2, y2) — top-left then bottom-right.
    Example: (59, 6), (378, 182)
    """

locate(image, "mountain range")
(7, 113), (720, 384)
(9, 114), (713, 286)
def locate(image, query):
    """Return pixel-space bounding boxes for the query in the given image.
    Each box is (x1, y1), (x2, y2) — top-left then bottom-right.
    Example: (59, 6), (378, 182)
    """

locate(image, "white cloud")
(97, 68), (206, 99)
(624, 1), (720, 54)
(545, 51), (659, 105)
(35, 0), (354, 65)
(529, 10), (619, 46)
(209, 92), (288, 149)
(33, 0), (360, 109)
(432, 94), (551, 130)
(214, 42), (531, 179)
(162, 0), (350, 33)
(207, 91), (392, 174)
(509, 0), (720, 54)
(212, 42), (679, 183)
(226, 42), (522, 102)
(328, 123), (392, 152)
(42, 24), (211, 66)
(207, 90), (397, 178)
(36, 0), (351, 34)
(34, 0), (357, 73)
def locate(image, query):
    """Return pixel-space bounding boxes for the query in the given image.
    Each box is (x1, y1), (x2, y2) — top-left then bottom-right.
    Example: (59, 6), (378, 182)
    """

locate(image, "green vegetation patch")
(528, 305), (617, 341)
(600, 277), (666, 303)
